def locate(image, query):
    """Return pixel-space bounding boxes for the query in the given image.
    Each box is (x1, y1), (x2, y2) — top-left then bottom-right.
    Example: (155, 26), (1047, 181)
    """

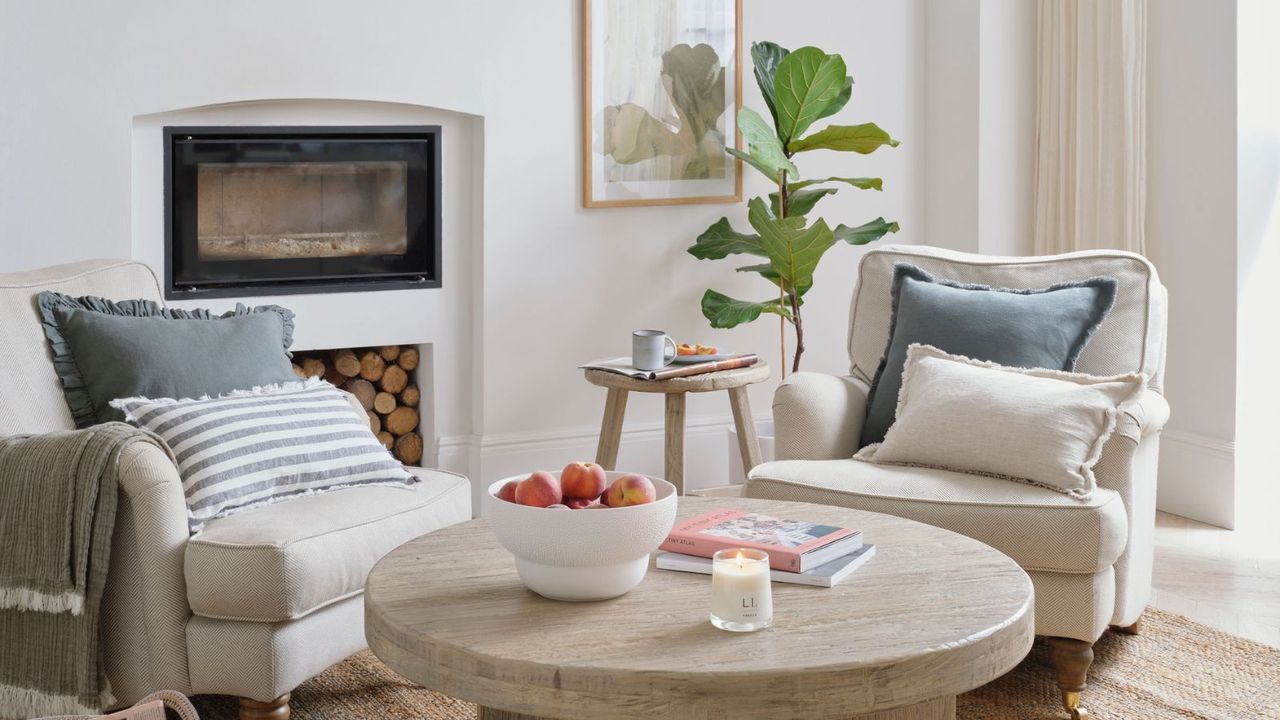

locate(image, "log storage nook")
(290, 344), (424, 465)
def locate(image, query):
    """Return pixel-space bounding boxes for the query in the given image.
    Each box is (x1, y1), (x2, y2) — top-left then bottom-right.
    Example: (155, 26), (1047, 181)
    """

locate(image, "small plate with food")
(672, 343), (736, 364)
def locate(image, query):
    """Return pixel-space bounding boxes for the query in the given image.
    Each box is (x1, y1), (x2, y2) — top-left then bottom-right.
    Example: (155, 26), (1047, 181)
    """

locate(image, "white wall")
(1235, 0), (1280, 532)
(976, 0), (1036, 256)
(924, 0), (980, 252)
(1146, 0), (1239, 527)
(0, 1), (927, 504)
(923, 0), (1036, 256)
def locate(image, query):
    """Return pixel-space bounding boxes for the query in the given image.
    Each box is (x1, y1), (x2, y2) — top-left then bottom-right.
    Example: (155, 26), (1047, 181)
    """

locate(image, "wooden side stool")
(584, 363), (770, 495)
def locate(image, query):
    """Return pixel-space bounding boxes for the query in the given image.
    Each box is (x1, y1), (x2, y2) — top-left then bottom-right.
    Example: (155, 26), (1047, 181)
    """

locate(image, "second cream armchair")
(745, 244), (1169, 720)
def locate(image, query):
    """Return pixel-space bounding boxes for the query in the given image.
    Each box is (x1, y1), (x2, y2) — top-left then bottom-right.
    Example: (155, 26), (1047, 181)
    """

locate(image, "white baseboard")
(1157, 428), (1235, 529)
(438, 415), (748, 516)
(435, 434), (480, 476)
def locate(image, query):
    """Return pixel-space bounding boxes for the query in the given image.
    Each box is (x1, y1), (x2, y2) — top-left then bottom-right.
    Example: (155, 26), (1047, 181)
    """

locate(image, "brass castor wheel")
(1063, 691), (1090, 720)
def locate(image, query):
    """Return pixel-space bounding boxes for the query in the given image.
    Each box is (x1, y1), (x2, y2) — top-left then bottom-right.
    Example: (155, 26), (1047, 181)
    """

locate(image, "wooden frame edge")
(581, 0), (594, 208)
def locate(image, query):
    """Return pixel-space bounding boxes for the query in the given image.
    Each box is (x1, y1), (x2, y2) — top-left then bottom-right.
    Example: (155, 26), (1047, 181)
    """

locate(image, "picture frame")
(582, 0), (743, 208)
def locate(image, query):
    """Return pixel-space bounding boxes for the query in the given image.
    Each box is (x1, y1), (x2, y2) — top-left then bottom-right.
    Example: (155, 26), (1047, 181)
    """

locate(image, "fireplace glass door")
(196, 161), (409, 261)
(166, 126), (440, 298)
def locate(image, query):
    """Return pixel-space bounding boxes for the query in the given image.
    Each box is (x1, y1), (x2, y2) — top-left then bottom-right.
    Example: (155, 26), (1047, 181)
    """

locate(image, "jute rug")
(191, 608), (1279, 719)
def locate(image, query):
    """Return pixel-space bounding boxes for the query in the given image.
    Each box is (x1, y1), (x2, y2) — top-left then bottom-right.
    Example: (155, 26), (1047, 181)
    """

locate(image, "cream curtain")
(1033, 0), (1147, 255)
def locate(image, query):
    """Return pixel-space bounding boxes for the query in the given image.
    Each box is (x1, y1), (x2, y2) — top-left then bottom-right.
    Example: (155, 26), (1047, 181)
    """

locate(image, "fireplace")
(164, 126), (441, 298)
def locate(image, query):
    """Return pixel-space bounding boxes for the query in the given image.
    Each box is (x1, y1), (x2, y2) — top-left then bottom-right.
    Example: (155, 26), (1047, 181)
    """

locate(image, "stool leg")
(727, 386), (762, 479)
(664, 393), (686, 495)
(595, 388), (628, 470)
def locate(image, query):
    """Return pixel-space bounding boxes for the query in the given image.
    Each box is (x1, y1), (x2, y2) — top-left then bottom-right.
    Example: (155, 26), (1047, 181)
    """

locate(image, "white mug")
(632, 329), (677, 371)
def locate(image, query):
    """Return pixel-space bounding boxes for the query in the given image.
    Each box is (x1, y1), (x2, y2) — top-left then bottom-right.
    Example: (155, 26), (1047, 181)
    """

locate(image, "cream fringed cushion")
(854, 344), (1144, 498)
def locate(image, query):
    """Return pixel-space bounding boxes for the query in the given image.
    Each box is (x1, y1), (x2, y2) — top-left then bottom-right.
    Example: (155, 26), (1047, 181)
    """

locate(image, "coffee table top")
(365, 496), (1033, 720)
(583, 362), (769, 393)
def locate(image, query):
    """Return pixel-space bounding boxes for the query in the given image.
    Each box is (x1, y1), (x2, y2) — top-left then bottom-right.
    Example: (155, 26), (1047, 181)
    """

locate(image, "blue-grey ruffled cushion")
(860, 263), (1118, 447)
(36, 292), (299, 428)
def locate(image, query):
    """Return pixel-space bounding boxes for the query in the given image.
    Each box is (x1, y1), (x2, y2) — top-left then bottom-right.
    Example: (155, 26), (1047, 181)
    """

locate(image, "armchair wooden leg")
(239, 693), (290, 720)
(1111, 616), (1142, 635)
(1047, 637), (1094, 720)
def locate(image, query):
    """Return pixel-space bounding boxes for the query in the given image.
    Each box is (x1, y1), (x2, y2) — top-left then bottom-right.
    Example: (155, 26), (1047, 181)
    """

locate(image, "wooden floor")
(693, 486), (1280, 648)
(1151, 510), (1280, 648)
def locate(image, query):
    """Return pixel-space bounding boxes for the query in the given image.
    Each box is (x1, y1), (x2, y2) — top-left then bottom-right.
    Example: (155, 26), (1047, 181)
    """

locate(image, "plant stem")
(790, 290), (804, 373)
(778, 171), (789, 378)
(779, 285), (786, 379)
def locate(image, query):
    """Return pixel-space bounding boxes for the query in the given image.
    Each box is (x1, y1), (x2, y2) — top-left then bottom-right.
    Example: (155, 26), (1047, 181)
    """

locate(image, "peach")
(564, 497), (594, 509)
(515, 471), (562, 508)
(561, 461), (607, 500)
(602, 473), (656, 507)
(496, 480), (519, 504)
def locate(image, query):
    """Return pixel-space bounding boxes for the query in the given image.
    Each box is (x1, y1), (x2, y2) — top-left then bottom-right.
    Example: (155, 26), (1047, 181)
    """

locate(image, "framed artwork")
(582, 0), (742, 208)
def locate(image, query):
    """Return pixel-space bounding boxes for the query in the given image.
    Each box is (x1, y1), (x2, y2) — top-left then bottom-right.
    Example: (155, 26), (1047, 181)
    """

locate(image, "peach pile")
(495, 462), (657, 509)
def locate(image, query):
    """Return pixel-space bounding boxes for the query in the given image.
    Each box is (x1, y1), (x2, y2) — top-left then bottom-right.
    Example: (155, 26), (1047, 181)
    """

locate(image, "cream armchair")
(745, 245), (1168, 720)
(0, 260), (471, 720)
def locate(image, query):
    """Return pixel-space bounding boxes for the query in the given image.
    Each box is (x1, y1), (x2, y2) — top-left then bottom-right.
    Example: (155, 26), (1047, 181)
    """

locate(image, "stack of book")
(655, 508), (876, 587)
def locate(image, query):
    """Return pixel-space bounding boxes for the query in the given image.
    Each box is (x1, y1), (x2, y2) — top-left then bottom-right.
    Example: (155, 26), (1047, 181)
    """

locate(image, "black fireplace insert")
(164, 126), (441, 299)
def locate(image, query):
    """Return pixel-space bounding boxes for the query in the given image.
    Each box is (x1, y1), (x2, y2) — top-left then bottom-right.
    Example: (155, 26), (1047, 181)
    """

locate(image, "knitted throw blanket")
(0, 422), (171, 719)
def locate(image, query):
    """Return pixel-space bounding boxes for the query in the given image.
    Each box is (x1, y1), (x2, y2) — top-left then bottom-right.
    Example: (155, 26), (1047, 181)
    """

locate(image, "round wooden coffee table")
(366, 497), (1033, 720)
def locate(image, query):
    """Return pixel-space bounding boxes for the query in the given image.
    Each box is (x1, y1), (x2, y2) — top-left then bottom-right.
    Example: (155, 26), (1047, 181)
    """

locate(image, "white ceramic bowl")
(485, 471), (678, 601)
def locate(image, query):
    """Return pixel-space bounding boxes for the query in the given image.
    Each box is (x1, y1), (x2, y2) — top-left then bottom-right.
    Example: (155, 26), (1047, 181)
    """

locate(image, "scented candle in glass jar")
(709, 548), (773, 632)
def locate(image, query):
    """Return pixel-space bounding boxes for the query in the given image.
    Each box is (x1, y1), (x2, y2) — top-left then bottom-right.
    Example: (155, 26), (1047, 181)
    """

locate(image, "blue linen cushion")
(36, 291), (300, 428)
(859, 263), (1118, 447)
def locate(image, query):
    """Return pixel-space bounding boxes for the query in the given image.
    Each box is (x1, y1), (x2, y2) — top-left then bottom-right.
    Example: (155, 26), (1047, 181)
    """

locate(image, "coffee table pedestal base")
(477, 695), (956, 720)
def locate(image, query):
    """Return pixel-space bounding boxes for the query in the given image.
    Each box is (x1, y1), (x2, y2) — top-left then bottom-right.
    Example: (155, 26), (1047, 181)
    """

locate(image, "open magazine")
(580, 354), (758, 381)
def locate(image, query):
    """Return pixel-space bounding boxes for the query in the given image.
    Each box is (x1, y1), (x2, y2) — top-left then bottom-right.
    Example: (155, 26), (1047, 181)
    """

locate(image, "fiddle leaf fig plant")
(688, 41), (900, 374)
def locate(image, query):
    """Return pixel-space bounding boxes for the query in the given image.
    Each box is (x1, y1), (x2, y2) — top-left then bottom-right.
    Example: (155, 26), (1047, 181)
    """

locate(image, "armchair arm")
(102, 441), (194, 700)
(772, 372), (871, 461)
(1095, 387), (1169, 628)
(1114, 388), (1171, 442)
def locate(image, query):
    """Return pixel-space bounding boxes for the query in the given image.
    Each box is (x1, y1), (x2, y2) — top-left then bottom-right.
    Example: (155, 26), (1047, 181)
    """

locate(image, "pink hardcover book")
(659, 508), (863, 573)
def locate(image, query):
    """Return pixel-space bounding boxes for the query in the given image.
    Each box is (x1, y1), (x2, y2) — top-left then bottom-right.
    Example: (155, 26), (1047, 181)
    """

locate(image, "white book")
(655, 544), (877, 588)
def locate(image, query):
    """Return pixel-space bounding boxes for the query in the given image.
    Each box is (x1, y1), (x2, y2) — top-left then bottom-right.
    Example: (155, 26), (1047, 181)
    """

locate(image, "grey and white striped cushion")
(111, 378), (417, 532)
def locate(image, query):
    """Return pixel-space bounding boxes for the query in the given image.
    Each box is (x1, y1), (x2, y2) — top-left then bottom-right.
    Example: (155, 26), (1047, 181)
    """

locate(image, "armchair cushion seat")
(747, 459), (1128, 574)
(184, 467), (469, 622)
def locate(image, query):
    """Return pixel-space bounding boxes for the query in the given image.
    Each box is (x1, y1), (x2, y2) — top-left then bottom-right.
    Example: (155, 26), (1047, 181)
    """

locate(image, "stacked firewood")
(291, 345), (424, 465)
